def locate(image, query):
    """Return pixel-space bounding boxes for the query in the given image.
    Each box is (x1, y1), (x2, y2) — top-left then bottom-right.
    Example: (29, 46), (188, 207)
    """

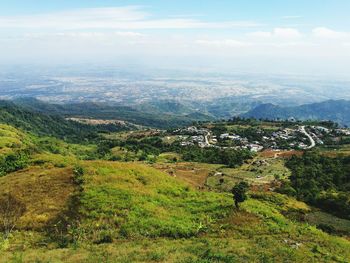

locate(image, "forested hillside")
(0, 100), (129, 141)
(282, 152), (350, 219)
(243, 100), (350, 126)
(13, 98), (213, 129)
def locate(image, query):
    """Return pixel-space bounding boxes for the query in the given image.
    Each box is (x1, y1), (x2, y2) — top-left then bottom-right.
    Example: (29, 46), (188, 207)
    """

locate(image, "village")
(172, 124), (350, 152)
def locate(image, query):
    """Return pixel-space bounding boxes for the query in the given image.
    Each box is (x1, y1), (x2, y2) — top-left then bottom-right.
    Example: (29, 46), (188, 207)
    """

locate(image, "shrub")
(232, 182), (249, 209)
(0, 193), (26, 239)
(317, 223), (336, 234)
(0, 152), (29, 176)
(73, 165), (85, 187)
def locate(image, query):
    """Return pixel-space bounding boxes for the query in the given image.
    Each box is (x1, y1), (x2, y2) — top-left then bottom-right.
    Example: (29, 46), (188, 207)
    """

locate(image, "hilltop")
(242, 100), (350, 126)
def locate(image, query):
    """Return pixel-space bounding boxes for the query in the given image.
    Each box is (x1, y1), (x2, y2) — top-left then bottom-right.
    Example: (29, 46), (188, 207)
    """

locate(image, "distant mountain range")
(5, 97), (350, 129)
(242, 100), (350, 126)
(10, 98), (214, 129)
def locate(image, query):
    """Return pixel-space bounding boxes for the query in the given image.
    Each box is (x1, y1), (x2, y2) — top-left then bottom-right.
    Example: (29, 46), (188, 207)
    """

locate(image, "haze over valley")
(1, 66), (350, 121)
(1, 1), (350, 262)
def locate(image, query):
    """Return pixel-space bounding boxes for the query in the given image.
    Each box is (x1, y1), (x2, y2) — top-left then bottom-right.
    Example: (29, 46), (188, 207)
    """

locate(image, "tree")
(231, 182), (249, 209)
(72, 165), (85, 191)
(0, 193), (26, 239)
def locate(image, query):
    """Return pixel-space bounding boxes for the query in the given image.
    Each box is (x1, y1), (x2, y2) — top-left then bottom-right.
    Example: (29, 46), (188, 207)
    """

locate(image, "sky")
(1, 0), (350, 76)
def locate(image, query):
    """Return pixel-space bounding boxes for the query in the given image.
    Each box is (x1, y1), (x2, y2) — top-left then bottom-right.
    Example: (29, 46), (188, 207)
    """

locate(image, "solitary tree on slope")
(231, 181), (249, 209)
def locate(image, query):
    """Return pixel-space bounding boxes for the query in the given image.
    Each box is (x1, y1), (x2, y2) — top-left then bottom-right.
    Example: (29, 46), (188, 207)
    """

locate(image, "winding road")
(300, 126), (316, 149)
(204, 132), (210, 146)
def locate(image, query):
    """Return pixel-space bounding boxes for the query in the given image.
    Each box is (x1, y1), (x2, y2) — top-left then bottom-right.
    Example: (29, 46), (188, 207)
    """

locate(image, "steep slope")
(0, 100), (128, 141)
(242, 100), (350, 126)
(0, 124), (30, 155)
(0, 124), (33, 176)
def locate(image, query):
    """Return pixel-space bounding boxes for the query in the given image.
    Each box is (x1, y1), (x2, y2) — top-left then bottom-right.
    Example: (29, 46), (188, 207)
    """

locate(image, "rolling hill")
(1, 150), (350, 262)
(0, 100), (127, 141)
(13, 98), (214, 129)
(242, 100), (350, 126)
(0, 102), (350, 262)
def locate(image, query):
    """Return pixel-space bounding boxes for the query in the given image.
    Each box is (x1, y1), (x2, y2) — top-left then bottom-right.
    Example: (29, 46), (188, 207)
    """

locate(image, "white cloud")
(196, 39), (253, 48)
(23, 31), (145, 39)
(281, 16), (302, 19)
(0, 6), (349, 76)
(273, 28), (302, 38)
(247, 28), (302, 39)
(114, 31), (145, 37)
(0, 6), (260, 31)
(246, 31), (272, 38)
(312, 27), (349, 39)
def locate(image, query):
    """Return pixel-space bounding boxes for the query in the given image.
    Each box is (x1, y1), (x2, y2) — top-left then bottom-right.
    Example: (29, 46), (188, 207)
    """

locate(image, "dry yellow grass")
(152, 162), (221, 188)
(0, 166), (74, 229)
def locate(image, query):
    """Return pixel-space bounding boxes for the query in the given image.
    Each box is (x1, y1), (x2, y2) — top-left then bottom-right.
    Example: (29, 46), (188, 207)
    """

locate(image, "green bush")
(285, 151), (350, 219)
(0, 151), (29, 176)
(73, 165), (85, 186)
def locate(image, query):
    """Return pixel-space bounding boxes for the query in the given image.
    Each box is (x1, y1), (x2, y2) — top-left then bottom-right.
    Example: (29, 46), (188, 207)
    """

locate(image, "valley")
(0, 102), (350, 262)
(1, 1), (350, 262)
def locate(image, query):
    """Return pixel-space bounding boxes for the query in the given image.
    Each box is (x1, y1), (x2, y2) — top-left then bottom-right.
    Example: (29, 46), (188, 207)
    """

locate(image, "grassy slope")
(0, 166), (75, 229)
(0, 124), (31, 155)
(0, 125), (350, 262)
(79, 161), (231, 240)
(0, 158), (350, 262)
(207, 154), (291, 192)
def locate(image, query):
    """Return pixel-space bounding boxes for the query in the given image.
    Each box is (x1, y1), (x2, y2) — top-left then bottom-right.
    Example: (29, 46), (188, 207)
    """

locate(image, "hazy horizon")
(1, 1), (350, 77)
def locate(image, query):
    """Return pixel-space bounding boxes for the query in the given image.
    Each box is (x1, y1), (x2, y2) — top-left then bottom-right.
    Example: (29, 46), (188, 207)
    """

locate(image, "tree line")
(280, 151), (350, 219)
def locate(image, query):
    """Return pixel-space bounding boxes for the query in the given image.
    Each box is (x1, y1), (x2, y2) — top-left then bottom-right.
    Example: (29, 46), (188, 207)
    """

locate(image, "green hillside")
(13, 98), (213, 129)
(0, 100), (128, 142)
(243, 100), (350, 126)
(1, 157), (350, 262)
(0, 112), (350, 262)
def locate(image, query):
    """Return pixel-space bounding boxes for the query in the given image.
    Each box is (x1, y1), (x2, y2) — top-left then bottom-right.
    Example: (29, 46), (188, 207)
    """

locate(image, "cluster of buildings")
(174, 124), (350, 152)
(271, 128), (295, 140)
(175, 126), (264, 152)
(335, 128), (350, 136)
(179, 135), (205, 147)
(174, 126), (208, 135)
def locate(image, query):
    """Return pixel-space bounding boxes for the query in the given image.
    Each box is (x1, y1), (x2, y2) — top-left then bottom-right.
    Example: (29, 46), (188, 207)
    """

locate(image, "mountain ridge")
(242, 99), (350, 126)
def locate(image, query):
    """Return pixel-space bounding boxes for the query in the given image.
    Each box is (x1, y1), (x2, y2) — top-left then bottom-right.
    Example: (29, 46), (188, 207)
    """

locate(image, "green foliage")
(231, 182), (249, 208)
(285, 151), (350, 219)
(14, 98), (213, 129)
(98, 133), (253, 167)
(181, 147), (252, 167)
(0, 100), (130, 143)
(76, 162), (232, 242)
(211, 124), (228, 137)
(305, 211), (350, 236)
(243, 100), (350, 126)
(1, 103), (350, 261)
(73, 165), (85, 187)
(120, 136), (166, 156)
(0, 151), (29, 176)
